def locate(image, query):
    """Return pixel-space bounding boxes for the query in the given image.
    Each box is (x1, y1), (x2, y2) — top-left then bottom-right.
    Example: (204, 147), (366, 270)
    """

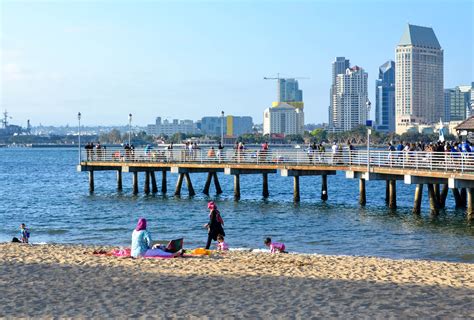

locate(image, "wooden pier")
(77, 148), (474, 218)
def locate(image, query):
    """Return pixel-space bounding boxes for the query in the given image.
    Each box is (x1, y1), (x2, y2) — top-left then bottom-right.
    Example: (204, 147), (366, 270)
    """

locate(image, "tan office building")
(395, 24), (444, 134)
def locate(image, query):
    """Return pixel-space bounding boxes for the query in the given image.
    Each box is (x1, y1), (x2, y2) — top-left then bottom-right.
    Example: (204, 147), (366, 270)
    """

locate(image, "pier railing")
(81, 148), (474, 172)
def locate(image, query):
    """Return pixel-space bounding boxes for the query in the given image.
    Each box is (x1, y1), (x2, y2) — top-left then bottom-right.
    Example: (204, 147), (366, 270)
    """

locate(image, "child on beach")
(264, 237), (287, 253)
(216, 234), (228, 251)
(12, 223), (30, 243)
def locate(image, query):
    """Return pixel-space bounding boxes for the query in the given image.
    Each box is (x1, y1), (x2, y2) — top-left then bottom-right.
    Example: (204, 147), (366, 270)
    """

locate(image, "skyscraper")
(278, 78), (303, 103)
(329, 57), (350, 129)
(375, 61), (396, 132)
(331, 66), (368, 131)
(395, 24), (444, 134)
(444, 85), (473, 122)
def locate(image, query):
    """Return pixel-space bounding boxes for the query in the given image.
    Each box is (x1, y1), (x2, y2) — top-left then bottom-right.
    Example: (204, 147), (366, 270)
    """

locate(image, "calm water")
(1, 148), (473, 263)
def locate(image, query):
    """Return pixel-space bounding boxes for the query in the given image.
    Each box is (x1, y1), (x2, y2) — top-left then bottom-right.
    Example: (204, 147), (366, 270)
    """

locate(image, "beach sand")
(0, 243), (473, 319)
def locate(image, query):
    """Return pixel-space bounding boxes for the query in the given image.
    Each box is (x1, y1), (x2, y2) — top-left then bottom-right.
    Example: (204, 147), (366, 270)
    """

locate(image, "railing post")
(462, 154), (464, 173)
(416, 152), (418, 170)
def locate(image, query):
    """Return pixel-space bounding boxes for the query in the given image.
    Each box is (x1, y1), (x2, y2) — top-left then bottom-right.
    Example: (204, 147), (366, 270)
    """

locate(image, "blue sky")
(1, 0), (473, 127)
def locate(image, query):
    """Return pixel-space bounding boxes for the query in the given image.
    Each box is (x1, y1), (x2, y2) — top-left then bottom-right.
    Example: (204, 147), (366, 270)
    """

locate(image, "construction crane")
(263, 73), (310, 81)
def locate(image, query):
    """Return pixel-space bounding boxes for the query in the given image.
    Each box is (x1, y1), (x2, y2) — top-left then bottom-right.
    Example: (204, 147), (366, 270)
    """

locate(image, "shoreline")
(1, 243), (473, 318)
(3, 241), (473, 264)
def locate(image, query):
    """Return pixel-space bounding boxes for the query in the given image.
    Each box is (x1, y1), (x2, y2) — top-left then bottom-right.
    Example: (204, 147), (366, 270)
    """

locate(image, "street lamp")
(366, 100), (372, 173)
(221, 110), (225, 145)
(128, 113), (132, 145)
(78, 112), (81, 163)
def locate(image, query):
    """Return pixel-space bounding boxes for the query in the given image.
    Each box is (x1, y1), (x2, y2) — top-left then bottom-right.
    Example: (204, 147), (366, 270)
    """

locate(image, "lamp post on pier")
(221, 110), (225, 145)
(128, 113), (132, 145)
(78, 112), (81, 163)
(366, 100), (372, 173)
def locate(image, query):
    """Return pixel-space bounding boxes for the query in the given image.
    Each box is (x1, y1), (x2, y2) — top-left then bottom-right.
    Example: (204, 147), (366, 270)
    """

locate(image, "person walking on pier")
(217, 142), (224, 163)
(204, 201), (225, 249)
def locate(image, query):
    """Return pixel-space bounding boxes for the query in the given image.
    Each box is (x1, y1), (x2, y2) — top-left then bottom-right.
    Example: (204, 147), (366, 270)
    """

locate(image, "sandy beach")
(0, 243), (472, 319)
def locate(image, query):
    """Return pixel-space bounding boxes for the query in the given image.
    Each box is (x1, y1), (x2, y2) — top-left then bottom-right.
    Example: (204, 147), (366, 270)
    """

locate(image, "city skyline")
(1, 0), (472, 127)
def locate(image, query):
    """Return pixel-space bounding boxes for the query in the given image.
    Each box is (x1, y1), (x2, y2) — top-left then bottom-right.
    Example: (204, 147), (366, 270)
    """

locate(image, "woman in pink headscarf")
(131, 218), (152, 258)
(204, 201), (225, 249)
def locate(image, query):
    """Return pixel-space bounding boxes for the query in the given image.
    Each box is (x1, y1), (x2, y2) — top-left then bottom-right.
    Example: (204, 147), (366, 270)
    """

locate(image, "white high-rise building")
(331, 66), (368, 132)
(263, 102), (304, 135)
(395, 24), (444, 134)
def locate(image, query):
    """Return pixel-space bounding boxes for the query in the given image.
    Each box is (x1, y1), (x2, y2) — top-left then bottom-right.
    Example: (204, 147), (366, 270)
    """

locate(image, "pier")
(77, 148), (474, 218)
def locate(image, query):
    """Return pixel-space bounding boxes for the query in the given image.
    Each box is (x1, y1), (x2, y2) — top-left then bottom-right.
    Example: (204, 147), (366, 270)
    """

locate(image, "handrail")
(79, 147), (474, 173)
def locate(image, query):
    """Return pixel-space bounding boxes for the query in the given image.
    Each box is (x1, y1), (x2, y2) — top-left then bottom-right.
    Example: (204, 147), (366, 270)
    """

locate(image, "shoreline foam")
(1, 243), (473, 318)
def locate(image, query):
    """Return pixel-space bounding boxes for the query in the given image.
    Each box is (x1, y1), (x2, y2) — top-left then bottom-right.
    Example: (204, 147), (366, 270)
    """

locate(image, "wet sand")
(0, 243), (473, 318)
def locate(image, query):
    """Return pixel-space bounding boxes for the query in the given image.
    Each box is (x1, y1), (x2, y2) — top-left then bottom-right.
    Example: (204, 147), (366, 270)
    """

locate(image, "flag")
(439, 118), (445, 142)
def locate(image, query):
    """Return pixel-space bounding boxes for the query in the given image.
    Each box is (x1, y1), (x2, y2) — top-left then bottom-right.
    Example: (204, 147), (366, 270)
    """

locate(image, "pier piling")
(388, 180), (397, 209)
(293, 176), (300, 202)
(453, 188), (463, 208)
(439, 184), (448, 209)
(461, 188), (467, 207)
(89, 171), (94, 193)
(262, 173), (269, 198)
(203, 173), (212, 195)
(184, 173), (195, 196)
(359, 178), (366, 206)
(234, 174), (241, 201)
(162, 171), (167, 194)
(132, 172), (138, 195)
(413, 184), (423, 214)
(213, 172), (223, 194)
(468, 188), (474, 217)
(321, 174), (328, 201)
(150, 171), (158, 193)
(385, 180), (390, 205)
(434, 184), (440, 203)
(116, 170), (122, 191)
(174, 173), (184, 196)
(427, 184), (439, 215)
(144, 172), (150, 195)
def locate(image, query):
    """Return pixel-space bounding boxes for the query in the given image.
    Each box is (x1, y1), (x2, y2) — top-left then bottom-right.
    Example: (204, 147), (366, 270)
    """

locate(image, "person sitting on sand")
(12, 223), (30, 243)
(131, 218), (152, 258)
(264, 237), (287, 253)
(204, 202), (225, 249)
(216, 234), (228, 251)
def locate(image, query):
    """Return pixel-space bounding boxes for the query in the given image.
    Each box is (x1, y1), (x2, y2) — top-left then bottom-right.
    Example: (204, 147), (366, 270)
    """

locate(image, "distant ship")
(0, 110), (27, 136)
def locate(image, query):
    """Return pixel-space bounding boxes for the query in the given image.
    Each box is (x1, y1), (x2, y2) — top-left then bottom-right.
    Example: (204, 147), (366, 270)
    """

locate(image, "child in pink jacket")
(264, 237), (287, 253)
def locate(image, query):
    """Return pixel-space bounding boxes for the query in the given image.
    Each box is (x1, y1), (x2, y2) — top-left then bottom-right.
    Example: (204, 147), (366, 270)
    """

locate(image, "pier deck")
(77, 148), (474, 217)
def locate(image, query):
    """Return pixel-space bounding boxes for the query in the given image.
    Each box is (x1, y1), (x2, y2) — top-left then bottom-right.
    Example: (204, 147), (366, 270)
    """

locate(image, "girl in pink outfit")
(216, 234), (229, 251)
(264, 237), (287, 253)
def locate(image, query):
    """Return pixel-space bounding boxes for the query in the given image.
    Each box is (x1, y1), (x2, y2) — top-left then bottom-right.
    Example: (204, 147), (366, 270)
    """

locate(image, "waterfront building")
(330, 66), (368, 132)
(263, 102), (304, 135)
(375, 61), (396, 133)
(146, 117), (196, 136)
(395, 24), (444, 134)
(200, 115), (253, 137)
(329, 57), (350, 129)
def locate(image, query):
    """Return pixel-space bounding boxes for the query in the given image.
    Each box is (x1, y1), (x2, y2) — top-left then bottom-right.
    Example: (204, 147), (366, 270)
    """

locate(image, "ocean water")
(0, 148), (473, 263)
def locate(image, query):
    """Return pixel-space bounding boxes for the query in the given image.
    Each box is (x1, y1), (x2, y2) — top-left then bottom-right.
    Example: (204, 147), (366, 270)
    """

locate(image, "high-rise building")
(278, 78), (303, 103)
(375, 61), (396, 132)
(329, 57), (350, 129)
(395, 24), (444, 134)
(445, 85), (473, 122)
(330, 66), (368, 132)
(263, 102), (304, 135)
